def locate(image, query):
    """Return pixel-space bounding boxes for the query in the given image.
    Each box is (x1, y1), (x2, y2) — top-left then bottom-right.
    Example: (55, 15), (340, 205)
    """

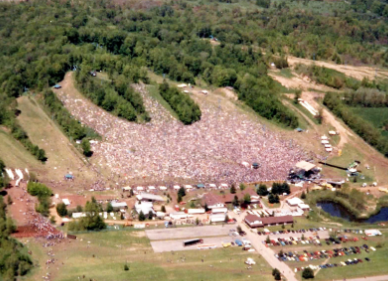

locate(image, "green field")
(22, 230), (274, 281)
(351, 107), (388, 138)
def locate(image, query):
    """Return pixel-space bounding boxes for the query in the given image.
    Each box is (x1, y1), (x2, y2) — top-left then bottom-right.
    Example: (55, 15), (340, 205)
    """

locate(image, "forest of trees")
(324, 92), (388, 156)
(1, 0), (388, 143)
(0, 158), (6, 190)
(0, 196), (33, 280)
(159, 81), (201, 125)
(75, 67), (150, 122)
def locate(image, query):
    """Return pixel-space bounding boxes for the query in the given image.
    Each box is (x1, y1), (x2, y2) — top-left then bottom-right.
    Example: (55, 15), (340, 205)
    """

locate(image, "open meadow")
(21, 229), (274, 281)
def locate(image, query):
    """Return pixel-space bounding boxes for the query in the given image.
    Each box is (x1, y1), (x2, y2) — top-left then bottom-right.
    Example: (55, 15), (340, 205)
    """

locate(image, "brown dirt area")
(287, 56), (388, 81)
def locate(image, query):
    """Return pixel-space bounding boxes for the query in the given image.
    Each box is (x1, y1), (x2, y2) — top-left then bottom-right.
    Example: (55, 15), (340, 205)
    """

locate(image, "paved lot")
(146, 225), (236, 240)
(266, 230), (330, 240)
(150, 236), (234, 253)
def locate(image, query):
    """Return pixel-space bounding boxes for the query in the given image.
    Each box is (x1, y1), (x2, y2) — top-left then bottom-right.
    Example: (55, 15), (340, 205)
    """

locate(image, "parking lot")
(146, 225), (236, 241)
(150, 236), (235, 252)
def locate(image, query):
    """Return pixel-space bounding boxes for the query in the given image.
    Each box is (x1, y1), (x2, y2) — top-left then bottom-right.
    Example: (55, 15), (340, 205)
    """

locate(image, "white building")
(135, 201), (154, 215)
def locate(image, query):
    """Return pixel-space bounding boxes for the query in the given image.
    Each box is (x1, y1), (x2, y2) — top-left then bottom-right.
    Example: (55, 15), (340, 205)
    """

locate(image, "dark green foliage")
(271, 182), (290, 195)
(68, 197), (106, 231)
(0, 196), (33, 279)
(159, 82), (201, 125)
(161, 205), (166, 212)
(124, 264), (129, 271)
(324, 92), (388, 156)
(10, 122), (47, 162)
(302, 267), (314, 279)
(268, 193), (280, 204)
(148, 211), (153, 219)
(243, 193), (251, 204)
(233, 195), (239, 206)
(81, 138), (92, 157)
(43, 90), (99, 142)
(230, 184), (236, 194)
(256, 0), (271, 8)
(301, 191), (306, 199)
(239, 183), (246, 191)
(56, 203), (68, 217)
(178, 187), (186, 198)
(106, 202), (113, 213)
(0, 158), (6, 190)
(139, 211), (145, 221)
(257, 184), (269, 196)
(27, 182), (52, 197)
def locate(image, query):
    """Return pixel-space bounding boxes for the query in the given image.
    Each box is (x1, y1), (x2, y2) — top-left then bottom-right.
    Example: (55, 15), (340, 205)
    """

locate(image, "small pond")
(317, 202), (388, 223)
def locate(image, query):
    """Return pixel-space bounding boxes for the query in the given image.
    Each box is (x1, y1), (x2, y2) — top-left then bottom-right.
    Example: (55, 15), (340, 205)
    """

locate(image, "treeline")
(159, 82), (201, 125)
(295, 64), (361, 90)
(256, 182), (291, 204)
(344, 87), (388, 107)
(27, 182), (53, 217)
(0, 196), (33, 280)
(75, 67), (150, 122)
(0, 158), (6, 190)
(43, 89), (99, 155)
(68, 197), (106, 231)
(324, 92), (388, 156)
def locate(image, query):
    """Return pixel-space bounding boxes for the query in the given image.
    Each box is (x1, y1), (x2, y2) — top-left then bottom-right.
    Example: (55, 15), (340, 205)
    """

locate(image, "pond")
(317, 202), (388, 223)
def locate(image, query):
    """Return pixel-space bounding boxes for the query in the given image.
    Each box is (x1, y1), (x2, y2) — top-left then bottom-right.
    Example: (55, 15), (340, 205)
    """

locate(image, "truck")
(183, 238), (204, 247)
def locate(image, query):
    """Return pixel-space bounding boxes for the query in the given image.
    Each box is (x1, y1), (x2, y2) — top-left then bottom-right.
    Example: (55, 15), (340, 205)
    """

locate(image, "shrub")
(56, 203), (68, 217)
(302, 267), (314, 279)
(124, 264), (129, 271)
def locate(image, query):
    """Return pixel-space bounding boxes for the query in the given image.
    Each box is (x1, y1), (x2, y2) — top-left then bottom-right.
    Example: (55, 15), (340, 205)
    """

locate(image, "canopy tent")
(196, 184), (205, 188)
(321, 135), (328, 140)
(295, 161), (316, 171)
(173, 185), (181, 190)
(148, 186), (156, 190)
(65, 174), (74, 179)
(321, 140), (330, 144)
(159, 186), (168, 190)
(136, 186), (144, 191)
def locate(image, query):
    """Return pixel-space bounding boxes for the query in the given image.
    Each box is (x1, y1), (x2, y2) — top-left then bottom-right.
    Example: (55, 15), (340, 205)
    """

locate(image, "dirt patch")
(287, 56), (388, 81)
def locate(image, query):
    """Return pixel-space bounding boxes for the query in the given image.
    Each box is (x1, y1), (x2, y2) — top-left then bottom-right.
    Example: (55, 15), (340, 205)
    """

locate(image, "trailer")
(183, 238), (204, 247)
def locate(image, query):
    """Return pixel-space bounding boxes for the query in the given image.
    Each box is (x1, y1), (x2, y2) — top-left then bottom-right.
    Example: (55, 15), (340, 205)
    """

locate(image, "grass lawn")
(16, 96), (97, 189)
(23, 229), (274, 281)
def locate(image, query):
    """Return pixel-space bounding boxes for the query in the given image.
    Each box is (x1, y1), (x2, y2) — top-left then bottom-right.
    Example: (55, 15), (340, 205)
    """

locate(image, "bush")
(124, 264), (129, 271)
(139, 211), (145, 221)
(27, 182), (52, 197)
(302, 267), (314, 279)
(161, 205), (166, 212)
(56, 203), (68, 217)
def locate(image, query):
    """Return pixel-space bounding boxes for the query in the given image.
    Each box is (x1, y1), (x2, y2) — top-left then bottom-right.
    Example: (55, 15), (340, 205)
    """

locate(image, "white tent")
(173, 185), (181, 190)
(321, 135), (328, 140)
(122, 186), (132, 191)
(148, 186), (156, 191)
(184, 185), (193, 189)
(159, 186), (168, 190)
(136, 186), (144, 191)
(177, 84), (187, 88)
(321, 140), (329, 144)
(209, 184), (217, 188)
(325, 148), (333, 152)
(62, 199), (71, 206)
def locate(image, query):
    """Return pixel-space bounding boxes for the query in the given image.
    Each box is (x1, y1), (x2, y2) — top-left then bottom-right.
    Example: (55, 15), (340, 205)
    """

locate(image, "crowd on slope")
(56, 83), (306, 188)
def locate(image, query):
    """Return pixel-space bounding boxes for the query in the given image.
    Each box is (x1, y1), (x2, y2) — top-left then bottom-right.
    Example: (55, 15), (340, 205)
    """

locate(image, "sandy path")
(287, 56), (388, 81)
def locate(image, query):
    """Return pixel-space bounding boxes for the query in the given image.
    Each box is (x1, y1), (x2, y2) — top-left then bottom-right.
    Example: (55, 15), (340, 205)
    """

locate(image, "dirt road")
(334, 276), (388, 281)
(287, 56), (388, 81)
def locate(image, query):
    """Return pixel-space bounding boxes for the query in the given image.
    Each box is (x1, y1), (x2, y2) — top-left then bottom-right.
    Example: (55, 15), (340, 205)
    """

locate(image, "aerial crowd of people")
(57, 82), (306, 187)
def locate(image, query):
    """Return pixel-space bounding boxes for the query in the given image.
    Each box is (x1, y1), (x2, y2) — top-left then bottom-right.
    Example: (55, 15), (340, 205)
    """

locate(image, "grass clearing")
(16, 95), (97, 189)
(351, 107), (388, 138)
(24, 230), (274, 281)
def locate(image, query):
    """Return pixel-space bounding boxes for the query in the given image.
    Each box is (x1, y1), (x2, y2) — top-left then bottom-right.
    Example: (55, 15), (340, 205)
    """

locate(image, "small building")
(62, 199), (71, 206)
(188, 208), (205, 214)
(136, 193), (166, 203)
(203, 193), (225, 209)
(210, 213), (226, 223)
(211, 207), (228, 214)
(245, 215), (294, 228)
(111, 202), (128, 211)
(286, 197), (304, 207)
(135, 201), (154, 215)
(170, 212), (188, 220)
(298, 203), (310, 211)
(122, 186), (132, 192)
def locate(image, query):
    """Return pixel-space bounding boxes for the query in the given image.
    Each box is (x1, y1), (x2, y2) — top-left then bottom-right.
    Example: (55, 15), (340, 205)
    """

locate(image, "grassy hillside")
(16, 96), (97, 188)
(351, 107), (388, 138)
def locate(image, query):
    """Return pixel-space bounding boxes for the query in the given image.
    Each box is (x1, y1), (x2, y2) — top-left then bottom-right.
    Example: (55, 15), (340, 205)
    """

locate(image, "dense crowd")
(56, 83), (306, 185)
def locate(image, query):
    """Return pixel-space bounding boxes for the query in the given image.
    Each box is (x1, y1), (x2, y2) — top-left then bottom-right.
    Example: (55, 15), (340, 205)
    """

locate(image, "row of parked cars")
(266, 236), (322, 247)
(294, 257), (371, 272)
(276, 244), (374, 262)
(258, 227), (327, 236)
